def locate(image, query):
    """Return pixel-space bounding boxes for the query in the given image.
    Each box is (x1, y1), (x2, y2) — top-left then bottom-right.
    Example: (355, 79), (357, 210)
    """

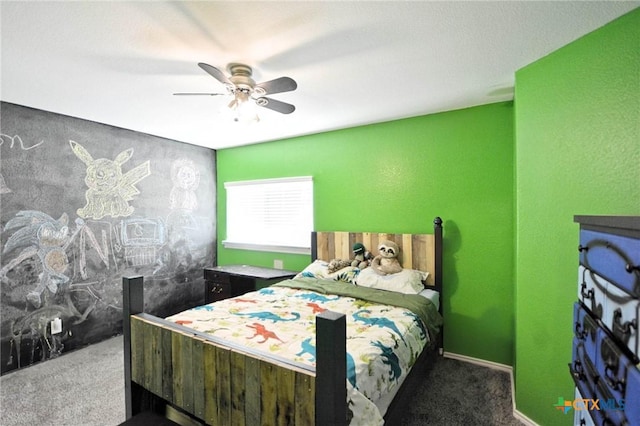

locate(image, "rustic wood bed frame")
(123, 217), (443, 425)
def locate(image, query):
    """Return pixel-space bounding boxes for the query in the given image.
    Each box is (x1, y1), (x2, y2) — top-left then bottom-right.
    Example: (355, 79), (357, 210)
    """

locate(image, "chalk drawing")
(71, 220), (112, 279)
(119, 217), (165, 267)
(1, 211), (73, 308)
(165, 159), (205, 273)
(169, 158), (200, 211)
(7, 304), (75, 368)
(0, 133), (45, 150)
(0, 210), (113, 308)
(70, 141), (151, 220)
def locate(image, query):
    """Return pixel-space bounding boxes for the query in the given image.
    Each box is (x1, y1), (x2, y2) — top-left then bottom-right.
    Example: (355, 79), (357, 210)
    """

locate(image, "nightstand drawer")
(207, 281), (231, 301)
(204, 270), (231, 284)
(203, 266), (299, 304)
(580, 229), (640, 298)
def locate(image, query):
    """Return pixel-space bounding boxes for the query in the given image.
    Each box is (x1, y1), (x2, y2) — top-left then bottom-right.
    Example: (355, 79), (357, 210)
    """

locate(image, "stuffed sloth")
(351, 243), (373, 269)
(371, 240), (403, 275)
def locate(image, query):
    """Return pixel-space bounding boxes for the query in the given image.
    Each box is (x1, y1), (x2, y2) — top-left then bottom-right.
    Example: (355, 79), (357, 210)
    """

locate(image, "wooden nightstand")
(204, 265), (298, 303)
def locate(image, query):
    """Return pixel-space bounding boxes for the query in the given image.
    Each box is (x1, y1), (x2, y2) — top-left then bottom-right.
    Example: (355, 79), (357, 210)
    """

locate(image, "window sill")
(222, 241), (311, 255)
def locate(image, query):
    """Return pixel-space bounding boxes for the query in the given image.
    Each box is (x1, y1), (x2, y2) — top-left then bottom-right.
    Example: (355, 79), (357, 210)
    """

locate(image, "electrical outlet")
(273, 259), (284, 269)
(51, 318), (62, 335)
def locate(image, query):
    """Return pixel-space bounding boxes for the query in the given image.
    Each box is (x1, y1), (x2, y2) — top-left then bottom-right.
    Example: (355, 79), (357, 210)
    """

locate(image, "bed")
(123, 217), (443, 425)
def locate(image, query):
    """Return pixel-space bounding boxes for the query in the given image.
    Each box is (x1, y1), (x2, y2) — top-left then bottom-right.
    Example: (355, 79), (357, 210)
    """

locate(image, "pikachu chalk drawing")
(70, 141), (150, 220)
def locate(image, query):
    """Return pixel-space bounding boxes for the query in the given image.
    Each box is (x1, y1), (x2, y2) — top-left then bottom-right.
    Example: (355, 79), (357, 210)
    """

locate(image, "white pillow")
(294, 259), (359, 283)
(354, 267), (428, 294)
(419, 288), (440, 310)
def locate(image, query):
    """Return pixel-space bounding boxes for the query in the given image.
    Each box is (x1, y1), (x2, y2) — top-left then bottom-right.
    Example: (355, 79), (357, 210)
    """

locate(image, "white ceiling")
(1, 1), (638, 150)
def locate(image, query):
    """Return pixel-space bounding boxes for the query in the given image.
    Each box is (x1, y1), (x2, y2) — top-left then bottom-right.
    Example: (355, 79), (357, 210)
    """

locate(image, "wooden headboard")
(311, 217), (443, 289)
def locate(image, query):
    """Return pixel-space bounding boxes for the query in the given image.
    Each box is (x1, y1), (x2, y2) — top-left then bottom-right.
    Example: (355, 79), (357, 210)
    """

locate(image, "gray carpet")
(0, 336), (521, 425)
(0, 336), (125, 426)
(397, 356), (522, 426)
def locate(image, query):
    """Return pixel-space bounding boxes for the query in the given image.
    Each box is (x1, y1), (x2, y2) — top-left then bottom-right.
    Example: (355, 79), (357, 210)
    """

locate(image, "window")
(223, 176), (313, 254)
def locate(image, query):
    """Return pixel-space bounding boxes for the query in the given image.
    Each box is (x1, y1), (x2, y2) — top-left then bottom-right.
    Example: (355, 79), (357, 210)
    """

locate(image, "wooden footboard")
(123, 276), (347, 425)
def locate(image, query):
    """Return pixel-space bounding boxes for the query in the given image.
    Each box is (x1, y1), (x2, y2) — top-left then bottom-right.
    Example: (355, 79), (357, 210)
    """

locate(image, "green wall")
(514, 8), (639, 425)
(217, 102), (515, 365)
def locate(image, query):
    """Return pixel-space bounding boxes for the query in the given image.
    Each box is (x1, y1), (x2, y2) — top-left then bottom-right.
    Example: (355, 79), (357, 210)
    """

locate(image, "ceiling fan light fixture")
(229, 88), (259, 124)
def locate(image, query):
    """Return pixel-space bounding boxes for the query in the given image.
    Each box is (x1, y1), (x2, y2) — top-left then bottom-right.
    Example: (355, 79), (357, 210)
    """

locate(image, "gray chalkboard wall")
(0, 102), (217, 374)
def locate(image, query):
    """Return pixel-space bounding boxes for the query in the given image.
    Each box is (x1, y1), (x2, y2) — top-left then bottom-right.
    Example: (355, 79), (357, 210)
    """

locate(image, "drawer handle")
(605, 364), (626, 392)
(572, 360), (585, 380)
(575, 321), (582, 338)
(625, 263), (640, 273)
(578, 244), (589, 252)
(580, 282), (593, 300)
(613, 308), (637, 340)
(575, 321), (587, 339)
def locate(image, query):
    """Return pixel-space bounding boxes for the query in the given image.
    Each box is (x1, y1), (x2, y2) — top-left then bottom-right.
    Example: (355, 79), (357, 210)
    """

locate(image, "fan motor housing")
(228, 63), (255, 90)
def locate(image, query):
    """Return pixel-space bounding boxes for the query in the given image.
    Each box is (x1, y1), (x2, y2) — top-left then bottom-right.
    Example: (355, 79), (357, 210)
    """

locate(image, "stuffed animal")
(327, 258), (352, 274)
(371, 240), (403, 275)
(351, 243), (373, 269)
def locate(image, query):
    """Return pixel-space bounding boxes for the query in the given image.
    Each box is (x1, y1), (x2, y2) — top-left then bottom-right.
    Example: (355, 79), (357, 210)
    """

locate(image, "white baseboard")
(513, 408), (538, 426)
(442, 351), (512, 373)
(442, 352), (539, 426)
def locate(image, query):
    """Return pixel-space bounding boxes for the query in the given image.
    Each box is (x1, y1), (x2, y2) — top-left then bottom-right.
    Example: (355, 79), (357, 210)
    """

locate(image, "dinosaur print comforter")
(166, 277), (442, 425)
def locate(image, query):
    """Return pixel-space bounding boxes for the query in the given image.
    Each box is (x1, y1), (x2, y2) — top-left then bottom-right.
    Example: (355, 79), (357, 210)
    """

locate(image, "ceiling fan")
(175, 63), (297, 121)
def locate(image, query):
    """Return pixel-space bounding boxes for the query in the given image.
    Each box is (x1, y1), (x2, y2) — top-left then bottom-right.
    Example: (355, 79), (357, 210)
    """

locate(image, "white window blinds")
(223, 176), (313, 254)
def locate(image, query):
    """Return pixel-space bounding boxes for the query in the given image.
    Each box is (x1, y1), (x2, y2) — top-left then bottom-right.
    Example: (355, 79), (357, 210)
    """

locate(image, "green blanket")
(274, 277), (443, 339)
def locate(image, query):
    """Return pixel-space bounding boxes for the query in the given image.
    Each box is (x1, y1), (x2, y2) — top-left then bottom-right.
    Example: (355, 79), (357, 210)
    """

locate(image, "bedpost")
(123, 276), (144, 419)
(315, 310), (347, 426)
(433, 217), (443, 291)
(433, 217), (444, 355)
(311, 231), (318, 261)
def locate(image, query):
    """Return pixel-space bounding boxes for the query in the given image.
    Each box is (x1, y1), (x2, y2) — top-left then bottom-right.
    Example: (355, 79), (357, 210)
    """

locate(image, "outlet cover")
(273, 259), (284, 269)
(51, 318), (62, 334)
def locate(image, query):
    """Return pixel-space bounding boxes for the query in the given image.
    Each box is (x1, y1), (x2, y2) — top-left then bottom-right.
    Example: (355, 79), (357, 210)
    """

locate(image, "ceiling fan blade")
(256, 97), (295, 114)
(173, 92), (226, 96)
(198, 62), (232, 86)
(255, 77), (297, 95)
